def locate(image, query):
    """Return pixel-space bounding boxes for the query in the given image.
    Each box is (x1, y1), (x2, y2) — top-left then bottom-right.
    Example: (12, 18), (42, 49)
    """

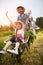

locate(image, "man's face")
(18, 8), (24, 14)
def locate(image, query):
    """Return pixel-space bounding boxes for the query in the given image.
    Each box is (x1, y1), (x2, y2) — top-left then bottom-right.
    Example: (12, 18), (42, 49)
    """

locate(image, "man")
(16, 6), (31, 30)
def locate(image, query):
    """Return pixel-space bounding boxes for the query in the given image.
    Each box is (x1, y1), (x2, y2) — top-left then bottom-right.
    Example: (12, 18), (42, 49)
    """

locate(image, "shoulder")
(24, 13), (27, 16)
(23, 13), (27, 18)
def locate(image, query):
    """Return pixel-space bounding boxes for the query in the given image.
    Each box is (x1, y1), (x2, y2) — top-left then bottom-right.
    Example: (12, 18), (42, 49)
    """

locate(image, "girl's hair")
(14, 21), (23, 29)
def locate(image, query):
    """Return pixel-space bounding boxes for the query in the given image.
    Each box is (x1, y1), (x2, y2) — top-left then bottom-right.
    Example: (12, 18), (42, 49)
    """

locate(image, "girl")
(0, 11), (25, 55)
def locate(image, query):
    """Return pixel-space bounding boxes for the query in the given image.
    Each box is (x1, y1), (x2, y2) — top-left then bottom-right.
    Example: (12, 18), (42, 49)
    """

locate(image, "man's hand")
(27, 10), (32, 17)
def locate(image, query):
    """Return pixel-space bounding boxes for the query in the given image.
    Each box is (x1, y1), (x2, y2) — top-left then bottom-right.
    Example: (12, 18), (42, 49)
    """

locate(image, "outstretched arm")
(6, 11), (15, 29)
(25, 15), (29, 29)
(25, 10), (32, 27)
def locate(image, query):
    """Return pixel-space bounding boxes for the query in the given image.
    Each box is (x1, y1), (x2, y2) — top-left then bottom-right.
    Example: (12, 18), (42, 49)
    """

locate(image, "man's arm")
(25, 15), (29, 28)
(25, 10), (32, 27)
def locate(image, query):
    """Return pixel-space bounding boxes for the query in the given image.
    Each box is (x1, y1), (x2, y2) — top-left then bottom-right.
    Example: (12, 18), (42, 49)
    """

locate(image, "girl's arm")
(25, 16), (28, 28)
(6, 11), (15, 29)
(14, 26), (18, 37)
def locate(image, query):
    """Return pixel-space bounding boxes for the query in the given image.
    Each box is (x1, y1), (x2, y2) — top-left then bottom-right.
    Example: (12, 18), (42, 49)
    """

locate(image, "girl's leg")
(3, 41), (12, 50)
(14, 42), (20, 49)
(7, 42), (20, 54)
(0, 41), (12, 54)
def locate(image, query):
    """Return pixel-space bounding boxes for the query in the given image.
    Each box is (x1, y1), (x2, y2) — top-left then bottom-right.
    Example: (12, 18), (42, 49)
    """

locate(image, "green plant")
(25, 30), (34, 43)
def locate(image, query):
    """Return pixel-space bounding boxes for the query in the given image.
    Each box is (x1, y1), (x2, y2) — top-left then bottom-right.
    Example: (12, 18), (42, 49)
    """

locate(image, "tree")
(2, 25), (10, 31)
(36, 17), (43, 29)
(0, 25), (3, 31)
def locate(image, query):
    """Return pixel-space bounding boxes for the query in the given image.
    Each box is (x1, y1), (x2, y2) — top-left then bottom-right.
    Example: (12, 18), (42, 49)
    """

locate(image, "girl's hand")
(6, 11), (13, 24)
(6, 11), (8, 17)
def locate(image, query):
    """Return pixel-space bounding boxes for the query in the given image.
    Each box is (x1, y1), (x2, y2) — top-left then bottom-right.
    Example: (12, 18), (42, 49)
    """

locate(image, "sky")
(0, 0), (43, 26)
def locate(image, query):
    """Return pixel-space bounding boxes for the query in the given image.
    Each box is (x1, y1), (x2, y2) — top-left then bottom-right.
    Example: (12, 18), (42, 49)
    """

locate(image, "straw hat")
(14, 21), (25, 29)
(16, 6), (25, 12)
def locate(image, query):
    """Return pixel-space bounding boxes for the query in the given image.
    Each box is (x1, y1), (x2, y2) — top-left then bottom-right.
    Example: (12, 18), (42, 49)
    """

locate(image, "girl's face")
(18, 8), (24, 15)
(17, 23), (22, 29)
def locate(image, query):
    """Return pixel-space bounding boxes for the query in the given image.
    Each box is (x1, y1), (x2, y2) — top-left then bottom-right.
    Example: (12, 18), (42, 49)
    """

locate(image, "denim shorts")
(9, 37), (23, 44)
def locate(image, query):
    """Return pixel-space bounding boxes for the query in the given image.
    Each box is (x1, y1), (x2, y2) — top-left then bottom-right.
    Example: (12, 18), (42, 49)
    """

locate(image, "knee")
(16, 42), (20, 46)
(7, 41), (12, 44)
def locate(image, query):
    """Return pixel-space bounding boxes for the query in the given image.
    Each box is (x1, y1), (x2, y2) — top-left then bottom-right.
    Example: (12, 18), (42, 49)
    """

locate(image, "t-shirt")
(16, 29), (25, 43)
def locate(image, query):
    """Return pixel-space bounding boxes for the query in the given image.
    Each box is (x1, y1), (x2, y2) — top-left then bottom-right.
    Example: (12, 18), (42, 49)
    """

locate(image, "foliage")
(0, 31), (14, 37)
(25, 30), (34, 43)
(0, 25), (14, 31)
(36, 17), (43, 29)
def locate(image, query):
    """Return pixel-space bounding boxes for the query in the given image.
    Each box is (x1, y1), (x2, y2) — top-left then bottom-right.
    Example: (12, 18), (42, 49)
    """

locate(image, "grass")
(0, 31), (14, 37)
(0, 31), (43, 65)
